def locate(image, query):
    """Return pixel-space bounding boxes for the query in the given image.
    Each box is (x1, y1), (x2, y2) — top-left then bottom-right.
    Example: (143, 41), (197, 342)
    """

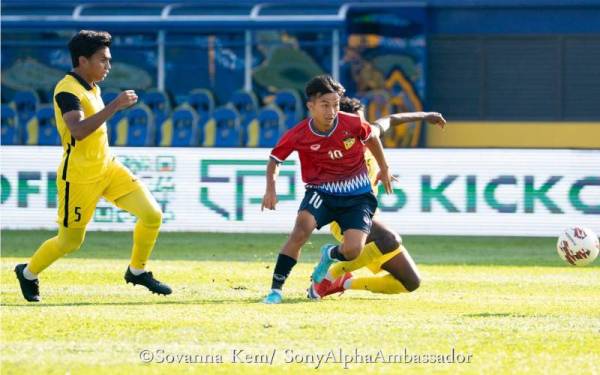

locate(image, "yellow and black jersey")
(364, 149), (380, 194)
(53, 72), (110, 183)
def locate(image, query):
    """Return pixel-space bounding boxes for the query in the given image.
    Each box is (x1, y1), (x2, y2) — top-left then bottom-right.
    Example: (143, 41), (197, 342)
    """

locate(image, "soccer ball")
(556, 227), (599, 266)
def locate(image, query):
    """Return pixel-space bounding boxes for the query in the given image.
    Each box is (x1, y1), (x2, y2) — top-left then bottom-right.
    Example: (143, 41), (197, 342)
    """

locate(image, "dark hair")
(339, 96), (364, 114)
(305, 75), (345, 101)
(68, 30), (112, 68)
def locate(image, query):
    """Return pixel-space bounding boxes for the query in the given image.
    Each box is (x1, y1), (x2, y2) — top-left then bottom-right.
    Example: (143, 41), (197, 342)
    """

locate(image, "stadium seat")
(361, 90), (391, 123)
(25, 105), (60, 145)
(158, 104), (200, 147)
(203, 106), (241, 147)
(12, 90), (40, 127)
(228, 89), (258, 145)
(100, 89), (121, 144)
(187, 89), (215, 118)
(1, 104), (20, 145)
(274, 89), (303, 129)
(247, 106), (286, 147)
(143, 89), (171, 142)
(101, 89), (120, 106)
(114, 103), (155, 147)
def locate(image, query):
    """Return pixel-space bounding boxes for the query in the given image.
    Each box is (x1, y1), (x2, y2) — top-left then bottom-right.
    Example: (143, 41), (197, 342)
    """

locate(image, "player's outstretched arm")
(63, 90), (138, 140)
(373, 111), (446, 133)
(261, 158), (280, 211)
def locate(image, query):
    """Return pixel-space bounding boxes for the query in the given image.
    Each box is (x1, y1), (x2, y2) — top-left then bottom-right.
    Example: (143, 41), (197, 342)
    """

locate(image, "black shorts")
(299, 188), (378, 234)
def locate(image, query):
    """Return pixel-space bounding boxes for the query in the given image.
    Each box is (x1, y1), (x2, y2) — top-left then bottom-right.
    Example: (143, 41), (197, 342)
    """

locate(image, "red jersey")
(270, 111), (373, 196)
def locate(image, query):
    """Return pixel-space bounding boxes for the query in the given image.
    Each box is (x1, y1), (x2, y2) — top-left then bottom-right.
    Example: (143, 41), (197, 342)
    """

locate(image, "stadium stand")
(25, 105), (60, 146)
(273, 89), (303, 129)
(228, 89), (259, 145)
(114, 103), (155, 147)
(187, 89), (215, 118)
(361, 90), (391, 124)
(203, 106), (241, 147)
(256, 105), (285, 148)
(158, 104), (200, 147)
(143, 89), (171, 142)
(11, 90), (39, 127)
(1, 104), (20, 145)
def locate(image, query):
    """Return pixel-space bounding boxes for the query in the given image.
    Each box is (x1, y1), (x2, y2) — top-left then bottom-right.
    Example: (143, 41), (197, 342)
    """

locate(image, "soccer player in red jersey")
(261, 75), (393, 304)
(308, 96), (446, 299)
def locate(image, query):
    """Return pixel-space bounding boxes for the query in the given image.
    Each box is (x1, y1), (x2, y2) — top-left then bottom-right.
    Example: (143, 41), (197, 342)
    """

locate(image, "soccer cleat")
(14, 264), (40, 302)
(124, 267), (172, 295)
(308, 272), (352, 300)
(262, 290), (283, 304)
(311, 244), (337, 283)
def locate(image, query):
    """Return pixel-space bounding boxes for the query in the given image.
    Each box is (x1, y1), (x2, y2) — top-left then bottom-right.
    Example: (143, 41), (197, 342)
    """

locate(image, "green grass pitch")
(1, 230), (599, 374)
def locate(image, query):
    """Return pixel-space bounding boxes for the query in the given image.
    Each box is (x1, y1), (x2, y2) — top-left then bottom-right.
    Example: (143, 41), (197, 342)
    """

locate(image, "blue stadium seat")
(143, 89), (171, 141)
(101, 89), (122, 144)
(1, 104), (20, 145)
(25, 105), (60, 145)
(187, 89), (215, 118)
(106, 111), (124, 145)
(274, 89), (303, 129)
(256, 106), (285, 147)
(114, 103), (155, 147)
(228, 89), (258, 145)
(101, 89), (120, 106)
(159, 104), (199, 147)
(12, 90), (40, 126)
(361, 90), (391, 123)
(203, 106), (241, 147)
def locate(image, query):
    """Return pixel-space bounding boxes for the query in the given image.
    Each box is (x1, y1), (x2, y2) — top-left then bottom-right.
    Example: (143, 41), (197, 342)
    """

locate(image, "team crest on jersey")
(343, 137), (355, 150)
(310, 144), (321, 151)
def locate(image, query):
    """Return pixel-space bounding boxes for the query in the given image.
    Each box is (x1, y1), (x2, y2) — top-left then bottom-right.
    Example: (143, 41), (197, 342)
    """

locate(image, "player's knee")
(139, 205), (163, 227)
(57, 230), (85, 254)
(341, 243), (362, 260)
(378, 231), (402, 253)
(403, 275), (421, 292)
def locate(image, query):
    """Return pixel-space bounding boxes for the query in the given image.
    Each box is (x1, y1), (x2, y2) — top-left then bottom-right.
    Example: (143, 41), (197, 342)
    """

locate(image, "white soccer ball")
(556, 227), (599, 266)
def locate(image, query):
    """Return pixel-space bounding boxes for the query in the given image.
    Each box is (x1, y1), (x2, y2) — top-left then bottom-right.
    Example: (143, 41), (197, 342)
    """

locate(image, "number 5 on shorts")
(74, 207), (82, 222)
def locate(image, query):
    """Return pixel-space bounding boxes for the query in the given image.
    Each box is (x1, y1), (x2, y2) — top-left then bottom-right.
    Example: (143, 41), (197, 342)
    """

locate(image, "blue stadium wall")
(2, 0), (599, 148)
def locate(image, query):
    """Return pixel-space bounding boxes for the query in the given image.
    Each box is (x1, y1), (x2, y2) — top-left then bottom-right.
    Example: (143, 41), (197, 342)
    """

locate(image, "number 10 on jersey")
(328, 150), (343, 160)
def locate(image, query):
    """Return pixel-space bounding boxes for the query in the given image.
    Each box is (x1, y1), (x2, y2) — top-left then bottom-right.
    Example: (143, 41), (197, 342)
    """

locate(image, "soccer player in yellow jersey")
(308, 96), (446, 299)
(15, 30), (171, 302)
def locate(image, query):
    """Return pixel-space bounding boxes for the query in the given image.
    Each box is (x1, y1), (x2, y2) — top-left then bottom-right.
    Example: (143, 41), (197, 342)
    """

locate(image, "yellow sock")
(28, 226), (86, 274)
(347, 274), (408, 294)
(114, 187), (162, 270)
(329, 242), (383, 279)
(130, 221), (160, 269)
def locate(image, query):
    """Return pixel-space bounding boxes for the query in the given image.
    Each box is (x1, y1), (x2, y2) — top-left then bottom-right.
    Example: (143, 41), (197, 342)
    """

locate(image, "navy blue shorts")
(299, 188), (378, 234)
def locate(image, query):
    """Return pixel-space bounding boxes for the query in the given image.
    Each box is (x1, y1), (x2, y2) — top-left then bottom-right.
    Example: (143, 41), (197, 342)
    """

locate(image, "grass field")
(1, 230), (599, 374)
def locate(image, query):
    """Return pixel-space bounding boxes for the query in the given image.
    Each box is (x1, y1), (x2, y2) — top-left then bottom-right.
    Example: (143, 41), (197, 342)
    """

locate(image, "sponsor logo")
(310, 144), (321, 151)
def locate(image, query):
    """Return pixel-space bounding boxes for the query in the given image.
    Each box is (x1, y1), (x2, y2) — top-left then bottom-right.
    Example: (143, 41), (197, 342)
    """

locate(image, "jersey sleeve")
(359, 119), (373, 144)
(55, 92), (82, 115)
(270, 129), (296, 163)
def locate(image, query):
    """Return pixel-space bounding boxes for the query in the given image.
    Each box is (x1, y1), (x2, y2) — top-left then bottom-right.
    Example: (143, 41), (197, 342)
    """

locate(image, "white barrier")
(1, 146), (598, 236)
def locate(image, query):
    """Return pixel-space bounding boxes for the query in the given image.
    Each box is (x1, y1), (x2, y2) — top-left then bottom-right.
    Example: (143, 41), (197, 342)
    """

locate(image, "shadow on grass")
(2, 230), (591, 268)
(463, 312), (536, 318)
(1, 297), (312, 307)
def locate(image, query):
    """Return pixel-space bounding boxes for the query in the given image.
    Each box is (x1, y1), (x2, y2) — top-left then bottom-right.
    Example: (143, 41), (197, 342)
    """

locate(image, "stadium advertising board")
(1, 147), (598, 236)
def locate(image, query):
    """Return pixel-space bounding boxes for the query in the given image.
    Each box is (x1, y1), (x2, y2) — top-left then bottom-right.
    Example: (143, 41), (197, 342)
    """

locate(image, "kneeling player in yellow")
(15, 30), (171, 302)
(308, 97), (446, 298)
